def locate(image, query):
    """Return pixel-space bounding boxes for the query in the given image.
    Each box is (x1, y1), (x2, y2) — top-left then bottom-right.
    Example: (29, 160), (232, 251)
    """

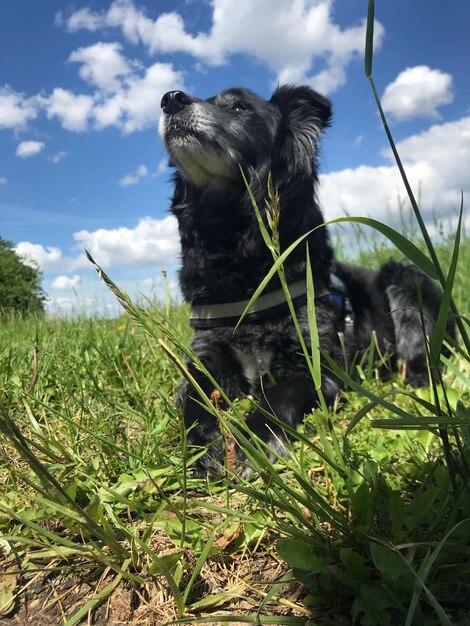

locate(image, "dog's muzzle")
(161, 90), (192, 115)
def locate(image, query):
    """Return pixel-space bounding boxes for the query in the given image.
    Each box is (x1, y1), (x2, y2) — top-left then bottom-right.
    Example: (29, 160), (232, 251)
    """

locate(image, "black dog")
(159, 85), (451, 474)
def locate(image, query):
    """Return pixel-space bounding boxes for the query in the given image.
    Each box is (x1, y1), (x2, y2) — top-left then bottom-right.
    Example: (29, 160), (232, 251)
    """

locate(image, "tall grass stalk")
(363, 0), (468, 497)
(238, 170), (345, 470)
(365, 0), (469, 356)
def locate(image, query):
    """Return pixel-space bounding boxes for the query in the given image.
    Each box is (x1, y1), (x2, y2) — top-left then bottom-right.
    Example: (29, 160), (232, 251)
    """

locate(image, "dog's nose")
(161, 90), (192, 114)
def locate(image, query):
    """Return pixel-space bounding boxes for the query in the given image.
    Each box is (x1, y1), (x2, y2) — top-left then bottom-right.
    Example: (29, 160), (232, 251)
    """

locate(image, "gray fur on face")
(160, 88), (287, 189)
(159, 102), (242, 187)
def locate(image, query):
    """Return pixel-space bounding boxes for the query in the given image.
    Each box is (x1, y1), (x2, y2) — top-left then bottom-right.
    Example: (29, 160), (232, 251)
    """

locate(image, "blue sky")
(1, 0), (468, 315)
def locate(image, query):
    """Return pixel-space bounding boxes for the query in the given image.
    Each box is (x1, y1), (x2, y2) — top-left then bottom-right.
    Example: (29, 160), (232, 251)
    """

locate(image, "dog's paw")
(186, 431), (226, 478)
(236, 425), (292, 479)
(405, 372), (429, 388)
(402, 358), (431, 388)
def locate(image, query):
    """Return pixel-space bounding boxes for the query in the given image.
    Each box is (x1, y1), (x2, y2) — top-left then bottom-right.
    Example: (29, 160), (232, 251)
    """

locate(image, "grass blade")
(365, 0), (375, 78)
(182, 530), (216, 607)
(63, 568), (127, 626)
(165, 616), (307, 625)
(330, 216), (437, 278)
(232, 225), (316, 324)
(429, 198), (463, 365)
(306, 244), (322, 388)
(240, 166), (274, 251)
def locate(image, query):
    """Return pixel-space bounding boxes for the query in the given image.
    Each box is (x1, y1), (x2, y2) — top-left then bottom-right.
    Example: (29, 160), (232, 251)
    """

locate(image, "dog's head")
(159, 85), (331, 191)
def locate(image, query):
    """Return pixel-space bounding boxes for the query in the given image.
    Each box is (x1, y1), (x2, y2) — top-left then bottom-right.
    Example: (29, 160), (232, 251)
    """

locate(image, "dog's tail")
(378, 260), (454, 386)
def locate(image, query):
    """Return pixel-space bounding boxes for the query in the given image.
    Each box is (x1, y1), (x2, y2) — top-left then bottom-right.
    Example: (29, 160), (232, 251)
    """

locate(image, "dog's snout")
(161, 90), (191, 114)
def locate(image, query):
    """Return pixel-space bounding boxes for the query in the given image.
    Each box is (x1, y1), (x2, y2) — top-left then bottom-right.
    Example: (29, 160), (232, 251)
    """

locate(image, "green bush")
(0, 236), (46, 314)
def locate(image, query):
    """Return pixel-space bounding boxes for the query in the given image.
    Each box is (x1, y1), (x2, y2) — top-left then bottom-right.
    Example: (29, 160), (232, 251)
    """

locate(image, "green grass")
(0, 228), (468, 625)
(1, 3), (469, 623)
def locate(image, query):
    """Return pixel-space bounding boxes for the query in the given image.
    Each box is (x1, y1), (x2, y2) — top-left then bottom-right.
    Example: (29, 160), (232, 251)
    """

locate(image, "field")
(1, 218), (469, 625)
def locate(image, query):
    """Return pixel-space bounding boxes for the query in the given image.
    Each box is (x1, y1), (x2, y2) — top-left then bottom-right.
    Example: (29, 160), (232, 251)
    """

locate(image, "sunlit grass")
(1, 216), (468, 625)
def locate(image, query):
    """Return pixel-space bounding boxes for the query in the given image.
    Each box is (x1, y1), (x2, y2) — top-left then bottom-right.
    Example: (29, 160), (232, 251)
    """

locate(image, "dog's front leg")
(179, 351), (248, 476)
(239, 373), (340, 473)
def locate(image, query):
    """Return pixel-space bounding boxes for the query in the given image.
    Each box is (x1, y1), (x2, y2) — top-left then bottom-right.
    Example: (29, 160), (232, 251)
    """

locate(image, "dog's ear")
(271, 85), (332, 175)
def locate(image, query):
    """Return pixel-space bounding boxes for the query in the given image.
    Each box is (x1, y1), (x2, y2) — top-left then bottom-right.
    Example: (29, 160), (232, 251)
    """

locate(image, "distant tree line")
(0, 236), (46, 314)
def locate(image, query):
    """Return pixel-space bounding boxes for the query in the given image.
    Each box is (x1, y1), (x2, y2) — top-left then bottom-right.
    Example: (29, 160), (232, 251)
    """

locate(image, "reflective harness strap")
(189, 274), (355, 331)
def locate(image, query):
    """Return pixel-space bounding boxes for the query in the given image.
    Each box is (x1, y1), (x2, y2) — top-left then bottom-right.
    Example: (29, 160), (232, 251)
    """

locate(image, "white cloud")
(6, 1), (377, 138)
(64, 0), (385, 94)
(155, 158), (169, 176)
(15, 241), (64, 271)
(0, 176), (7, 186)
(389, 116), (470, 205)
(51, 274), (81, 290)
(73, 215), (180, 268)
(0, 86), (38, 130)
(16, 140), (45, 158)
(14, 215), (180, 275)
(69, 42), (134, 92)
(319, 115), (470, 223)
(320, 164), (421, 219)
(45, 46), (184, 133)
(44, 88), (95, 132)
(119, 164), (149, 186)
(3, 2), (384, 139)
(45, 293), (121, 316)
(139, 274), (180, 300)
(48, 296), (75, 311)
(50, 151), (68, 164)
(382, 66), (453, 121)
(92, 61), (184, 132)
(56, 8), (103, 32)
(2, 46), (182, 136)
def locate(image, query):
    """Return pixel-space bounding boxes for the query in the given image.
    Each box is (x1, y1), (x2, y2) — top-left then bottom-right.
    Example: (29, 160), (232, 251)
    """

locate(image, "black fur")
(159, 85), (452, 475)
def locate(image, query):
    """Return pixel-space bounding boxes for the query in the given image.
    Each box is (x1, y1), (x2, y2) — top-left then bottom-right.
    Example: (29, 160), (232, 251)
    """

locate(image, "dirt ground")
(1, 546), (344, 626)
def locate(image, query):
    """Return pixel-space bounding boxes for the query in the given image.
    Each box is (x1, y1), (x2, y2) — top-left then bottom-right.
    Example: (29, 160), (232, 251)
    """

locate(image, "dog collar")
(189, 278), (329, 329)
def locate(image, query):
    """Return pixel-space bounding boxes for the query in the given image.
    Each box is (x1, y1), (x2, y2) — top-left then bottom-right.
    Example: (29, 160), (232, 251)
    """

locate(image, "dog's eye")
(231, 102), (247, 113)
